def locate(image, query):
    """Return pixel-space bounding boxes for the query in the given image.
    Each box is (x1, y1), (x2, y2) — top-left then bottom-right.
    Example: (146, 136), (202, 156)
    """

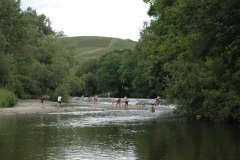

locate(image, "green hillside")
(67, 36), (137, 61)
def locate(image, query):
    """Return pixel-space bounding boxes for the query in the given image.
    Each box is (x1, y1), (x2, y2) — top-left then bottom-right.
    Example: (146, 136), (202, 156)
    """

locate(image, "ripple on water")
(47, 109), (163, 128)
(47, 144), (137, 160)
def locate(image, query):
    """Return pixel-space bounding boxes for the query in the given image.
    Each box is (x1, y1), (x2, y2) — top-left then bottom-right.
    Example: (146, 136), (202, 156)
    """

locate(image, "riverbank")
(0, 98), (145, 116)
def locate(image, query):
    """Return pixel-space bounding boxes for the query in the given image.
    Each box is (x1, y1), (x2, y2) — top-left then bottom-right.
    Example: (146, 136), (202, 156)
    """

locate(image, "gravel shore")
(0, 98), (144, 116)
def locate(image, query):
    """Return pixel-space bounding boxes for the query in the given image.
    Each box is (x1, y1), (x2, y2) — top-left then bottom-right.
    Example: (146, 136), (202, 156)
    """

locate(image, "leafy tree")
(13, 74), (40, 99)
(0, 32), (7, 85)
(80, 72), (97, 96)
(132, 21), (164, 98)
(118, 49), (136, 96)
(0, 0), (25, 53)
(0, 0), (83, 103)
(142, 0), (240, 122)
(30, 61), (52, 95)
(21, 7), (54, 46)
(63, 73), (85, 96)
(76, 58), (98, 77)
(96, 50), (122, 95)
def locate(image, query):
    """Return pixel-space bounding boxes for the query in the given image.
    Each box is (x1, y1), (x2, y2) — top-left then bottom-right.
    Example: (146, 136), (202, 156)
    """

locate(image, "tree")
(80, 72), (97, 96)
(96, 50), (122, 95)
(76, 58), (98, 77)
(142, 0), (240, 122)
(0, 32), (7, 86)
(0, 0), (25, 53)
(118, 49), (136, 96)
(21, 7), (54, 46)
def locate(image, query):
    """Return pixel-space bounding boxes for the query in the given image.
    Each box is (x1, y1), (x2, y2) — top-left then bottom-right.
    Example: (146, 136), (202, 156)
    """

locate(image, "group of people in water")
(40, 94), (161, 113)
(111, 96), (129, 108)
(111, 95), (161, 113)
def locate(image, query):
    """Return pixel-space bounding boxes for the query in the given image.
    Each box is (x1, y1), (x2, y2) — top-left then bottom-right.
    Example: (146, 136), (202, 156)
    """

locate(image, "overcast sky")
(20, 0), (151, 41)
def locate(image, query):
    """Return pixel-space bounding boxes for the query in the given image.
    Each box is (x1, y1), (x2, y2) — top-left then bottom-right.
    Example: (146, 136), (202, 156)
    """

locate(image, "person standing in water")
(116, 97), (121, 107)
(124, 96), (128, 108)
(57, 95), (62, 108)
(150, 106), (155, 113)
(155, 95), (161, 104)
(111, 97), (115, 104)
(40, 96), (44, 108)
(94, 95), (97, 103)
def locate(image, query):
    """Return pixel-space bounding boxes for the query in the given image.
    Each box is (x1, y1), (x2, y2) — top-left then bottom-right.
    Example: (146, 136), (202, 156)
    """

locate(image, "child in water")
(150, 106), (155, 113)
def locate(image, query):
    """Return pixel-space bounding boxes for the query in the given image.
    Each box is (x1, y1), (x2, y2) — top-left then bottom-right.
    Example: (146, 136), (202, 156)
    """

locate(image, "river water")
(0, 98), (239, 160)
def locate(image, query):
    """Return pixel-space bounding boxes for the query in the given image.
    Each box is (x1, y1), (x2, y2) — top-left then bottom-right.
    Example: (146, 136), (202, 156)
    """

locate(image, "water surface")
(0, 104), (239, 160)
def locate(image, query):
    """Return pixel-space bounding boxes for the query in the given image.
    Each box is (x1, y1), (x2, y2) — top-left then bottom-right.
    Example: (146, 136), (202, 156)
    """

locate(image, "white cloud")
(21, 0), (151, 41)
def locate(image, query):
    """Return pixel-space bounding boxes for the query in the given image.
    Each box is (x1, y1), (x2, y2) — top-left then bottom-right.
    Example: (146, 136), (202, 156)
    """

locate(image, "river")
(0, 98), (239, 160)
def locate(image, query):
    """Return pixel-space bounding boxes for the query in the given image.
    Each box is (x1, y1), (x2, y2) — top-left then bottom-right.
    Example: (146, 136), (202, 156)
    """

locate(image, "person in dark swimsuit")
(116, 98), (121, 107)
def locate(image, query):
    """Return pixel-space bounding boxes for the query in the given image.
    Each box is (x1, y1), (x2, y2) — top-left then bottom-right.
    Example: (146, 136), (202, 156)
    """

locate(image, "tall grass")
(0, 88), (18, 108)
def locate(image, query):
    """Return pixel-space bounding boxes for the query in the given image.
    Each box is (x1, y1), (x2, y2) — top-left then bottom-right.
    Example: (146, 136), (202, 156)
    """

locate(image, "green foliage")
(140, 0), (240, 122)
(0, 33), (9, 86)
(96, 50), (122, 93)
(80, 72), (97, 96)
(21, 7), (54, 46)
(76, 58), (98, 77)
(13, 74), (40, 99)
(95, 49), (137, 97)
(131, 22), (165, 98)
(52, 85), (69, 103)
(63, 73), (85, 96)
(51, 73), (85, 101)
(0, 88), (18, 108)
(0, 0), (24, 53)
(1, 0), (239, 123)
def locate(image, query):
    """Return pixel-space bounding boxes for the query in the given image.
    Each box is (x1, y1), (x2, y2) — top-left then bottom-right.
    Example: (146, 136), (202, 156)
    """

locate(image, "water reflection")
(39, 114), (44, 132)
(57, 114), (61, 131)
(0, 106), (240, 160)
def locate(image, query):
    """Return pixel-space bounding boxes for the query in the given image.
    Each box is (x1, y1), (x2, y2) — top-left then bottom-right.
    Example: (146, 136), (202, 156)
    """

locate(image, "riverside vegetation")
(0, 0), (240, 123)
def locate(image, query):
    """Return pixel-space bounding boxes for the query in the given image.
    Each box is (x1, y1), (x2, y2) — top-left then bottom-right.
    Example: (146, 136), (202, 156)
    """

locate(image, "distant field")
(67, 36), (136, 61)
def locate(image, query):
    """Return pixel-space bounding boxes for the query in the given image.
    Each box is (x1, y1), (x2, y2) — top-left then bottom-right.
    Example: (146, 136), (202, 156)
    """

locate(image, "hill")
(67, 36), (137, 61)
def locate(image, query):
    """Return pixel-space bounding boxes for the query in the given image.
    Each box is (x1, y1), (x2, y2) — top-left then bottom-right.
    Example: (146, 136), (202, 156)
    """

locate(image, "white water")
(49, 97), (176, 128)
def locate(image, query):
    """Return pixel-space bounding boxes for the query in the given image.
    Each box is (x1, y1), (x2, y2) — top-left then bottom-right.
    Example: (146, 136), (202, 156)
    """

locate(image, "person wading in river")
(112, 97), (115, 104)
(94, 95), (97, 103)
(150, 106), (155, 113)
(40, 96), (44, 108)
(57, 95), (62, 108)
(155, 95), (161, 104)
(116, 98), (121, 107)
(124, 96), (128, 108)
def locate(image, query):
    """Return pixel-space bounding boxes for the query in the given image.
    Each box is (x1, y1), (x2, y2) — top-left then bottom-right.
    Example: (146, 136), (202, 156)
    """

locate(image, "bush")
(0, 88), (18, 108)
(52, 84), (69, 103)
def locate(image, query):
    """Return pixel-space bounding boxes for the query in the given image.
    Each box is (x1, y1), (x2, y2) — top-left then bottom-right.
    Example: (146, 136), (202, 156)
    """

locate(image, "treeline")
(134, 0), (240, 122)
(0, 0), (84, 103)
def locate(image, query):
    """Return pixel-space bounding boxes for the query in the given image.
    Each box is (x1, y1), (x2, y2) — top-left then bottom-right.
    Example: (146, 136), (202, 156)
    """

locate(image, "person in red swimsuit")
(40, 96), (44, 108)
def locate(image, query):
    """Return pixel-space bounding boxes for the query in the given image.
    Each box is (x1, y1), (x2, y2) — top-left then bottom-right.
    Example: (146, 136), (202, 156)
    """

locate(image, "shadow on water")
(0, 102), (240, 160)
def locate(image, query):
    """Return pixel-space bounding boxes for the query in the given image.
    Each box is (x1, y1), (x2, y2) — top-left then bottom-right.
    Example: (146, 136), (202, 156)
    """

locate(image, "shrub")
(13, 74), (40, 99)
(52, 84), (69, 103)
(0, 88), (18, 108)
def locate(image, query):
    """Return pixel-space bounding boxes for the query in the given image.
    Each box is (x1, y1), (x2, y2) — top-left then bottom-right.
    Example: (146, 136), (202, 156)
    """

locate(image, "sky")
(20, 0), (151, 41)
